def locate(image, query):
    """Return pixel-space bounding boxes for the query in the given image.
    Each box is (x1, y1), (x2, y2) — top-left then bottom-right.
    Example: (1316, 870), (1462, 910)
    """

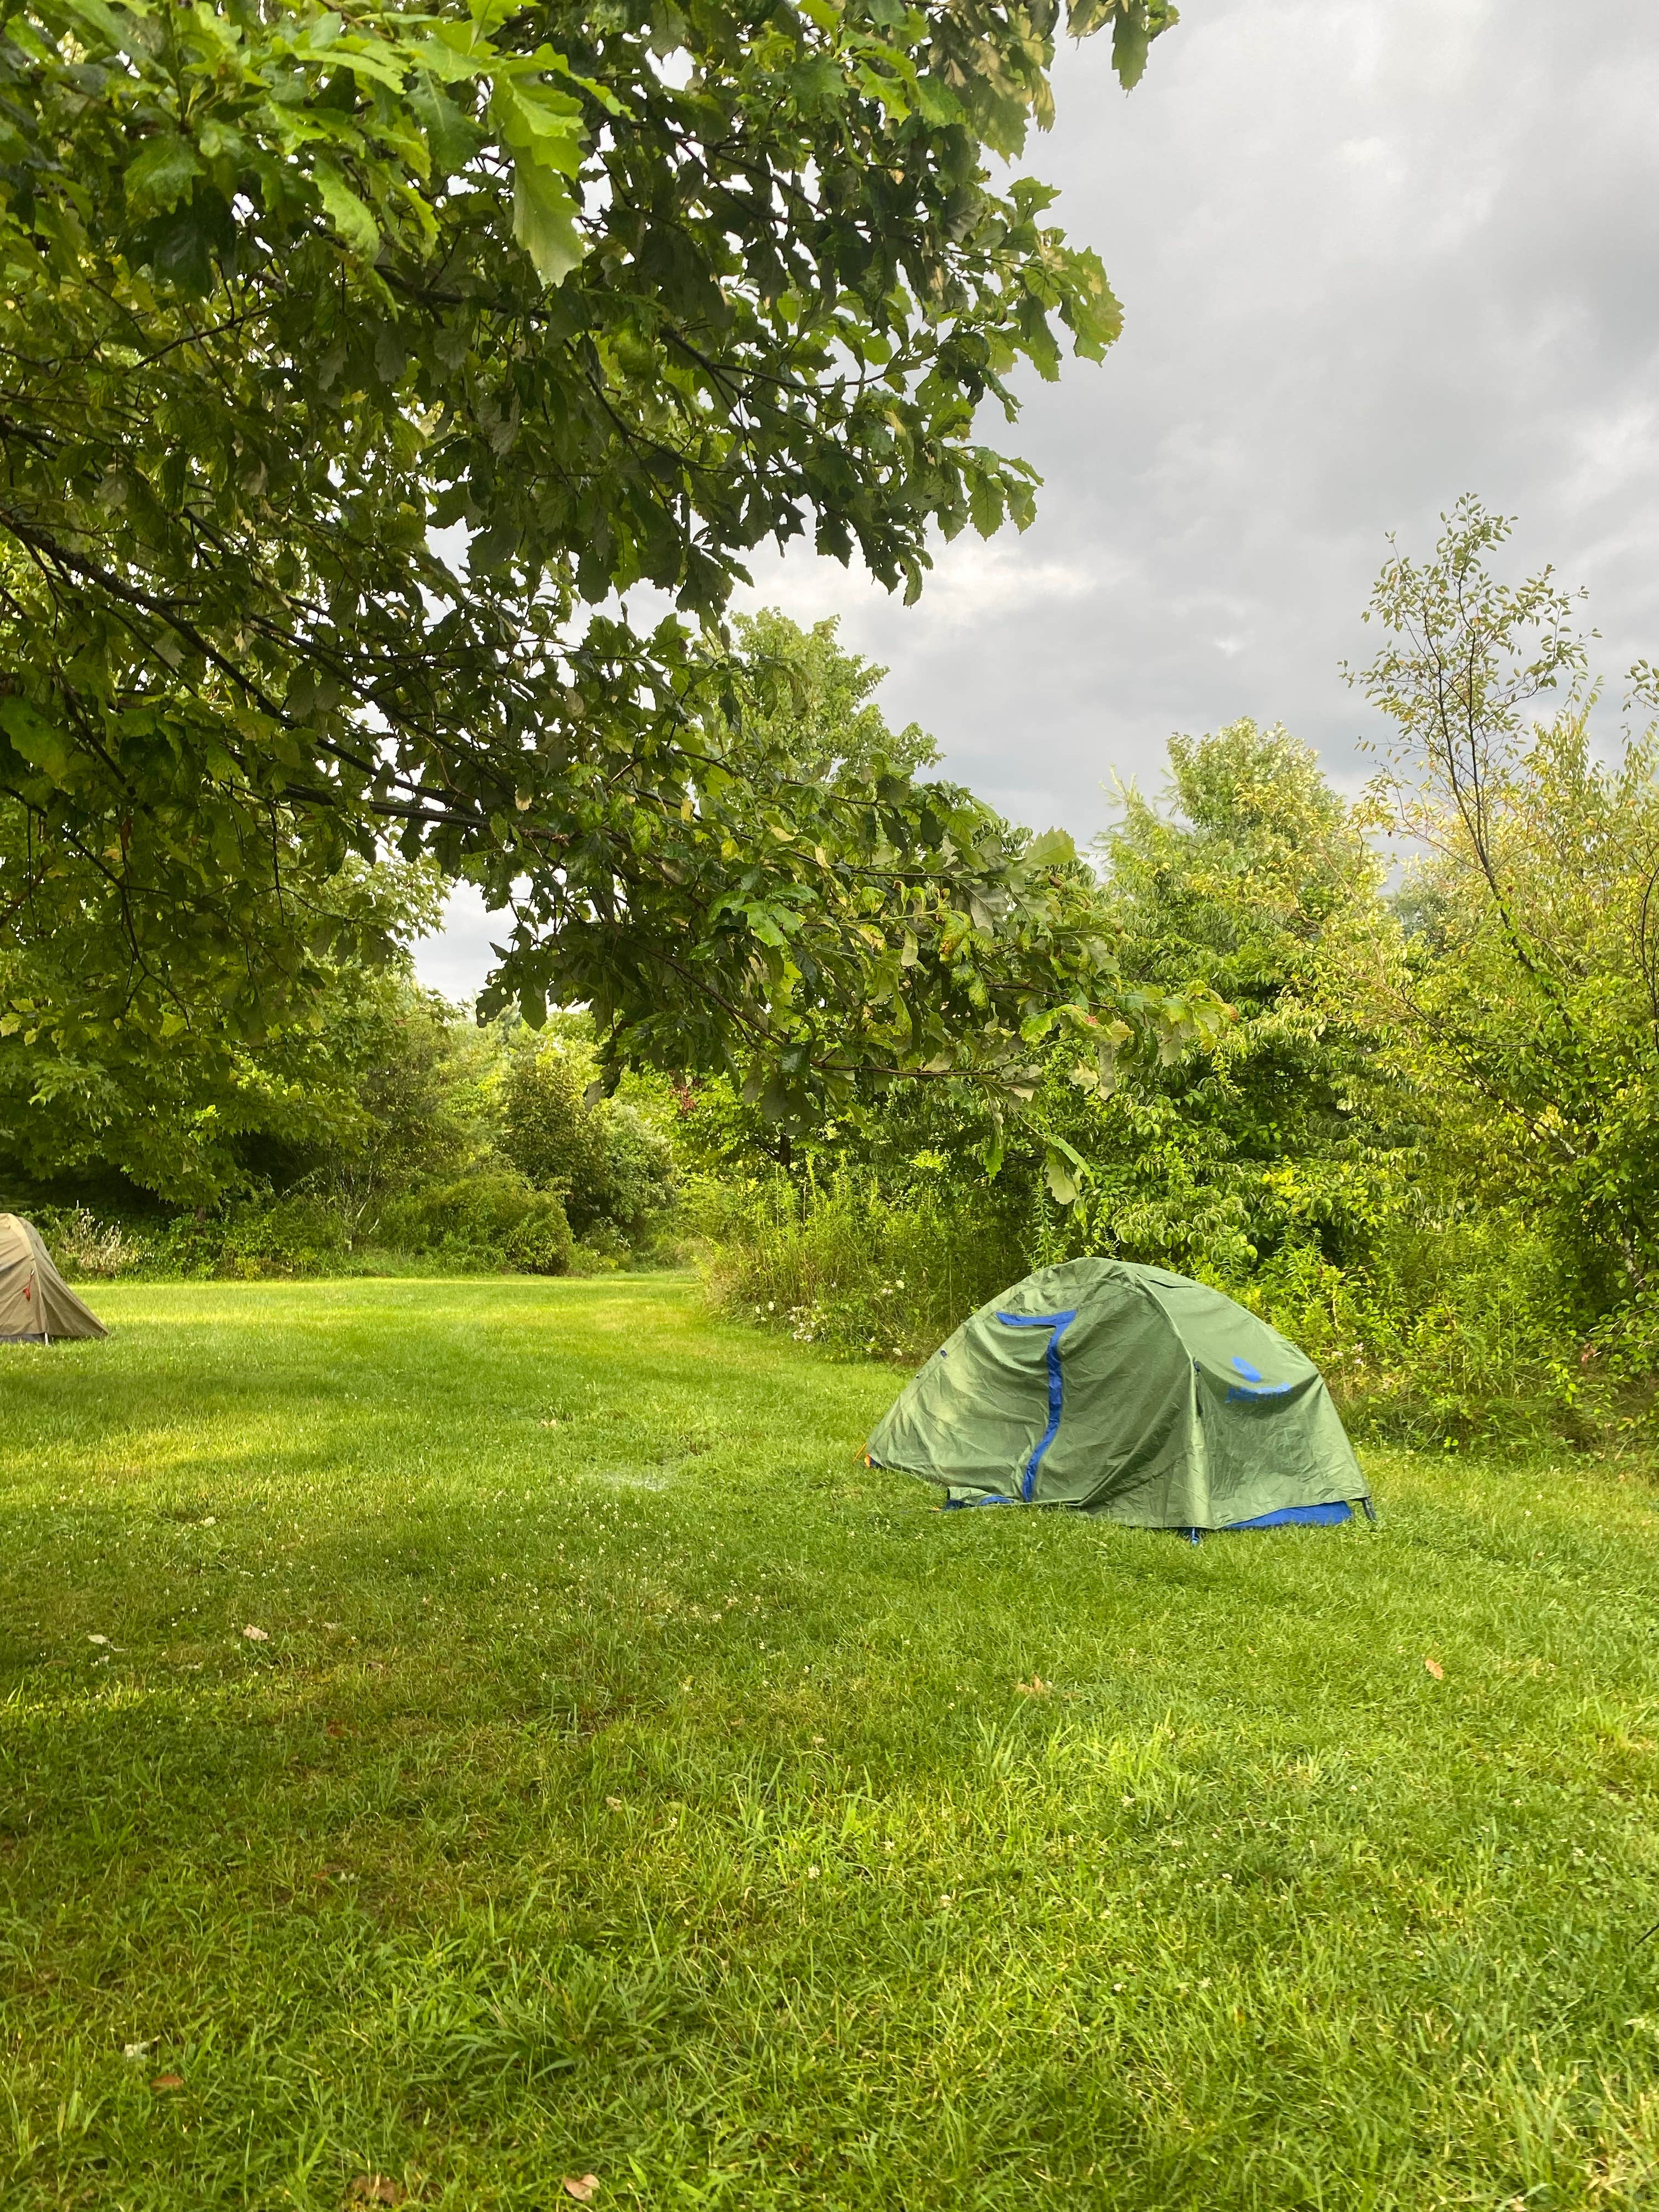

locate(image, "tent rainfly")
(0, 1214), (109, 1343)
(866, 1257), (1369, 1533)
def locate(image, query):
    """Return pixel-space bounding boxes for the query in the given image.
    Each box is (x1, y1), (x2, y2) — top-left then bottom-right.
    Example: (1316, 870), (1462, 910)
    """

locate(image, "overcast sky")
(416, 0), (1659, 997)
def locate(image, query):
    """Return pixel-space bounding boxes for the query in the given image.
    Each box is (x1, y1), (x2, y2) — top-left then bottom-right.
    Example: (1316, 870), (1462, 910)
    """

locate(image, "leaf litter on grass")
(347, 2179), (404, 2206)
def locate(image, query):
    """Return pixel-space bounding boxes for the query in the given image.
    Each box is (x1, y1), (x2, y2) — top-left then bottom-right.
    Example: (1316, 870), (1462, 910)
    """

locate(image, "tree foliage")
(681, 722), (1392, 1258)
(1072, 719), (1405, 1271)
(711, 609), (939, 781)
(0, 853), (445, 1201)
(500, 1026), (675, 1240)
(1351, 499), (1659, 1304)
(0, 0), (1187, 1131)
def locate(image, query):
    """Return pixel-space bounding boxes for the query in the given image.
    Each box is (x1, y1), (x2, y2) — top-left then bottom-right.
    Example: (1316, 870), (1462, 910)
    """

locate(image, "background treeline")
(691, 709), (1605, 1449)
(9, 995), (680, 1281)
(11, 514), (1659, 1450)
(693, 510), (1659, 1449)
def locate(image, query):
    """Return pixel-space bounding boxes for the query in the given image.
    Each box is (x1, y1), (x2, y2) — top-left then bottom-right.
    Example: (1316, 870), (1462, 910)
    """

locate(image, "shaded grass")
(5, 1277), (1659, 2209)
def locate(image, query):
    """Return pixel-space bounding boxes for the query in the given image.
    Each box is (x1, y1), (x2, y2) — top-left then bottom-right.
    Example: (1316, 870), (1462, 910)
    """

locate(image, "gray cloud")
(416, 0), (1659, 996)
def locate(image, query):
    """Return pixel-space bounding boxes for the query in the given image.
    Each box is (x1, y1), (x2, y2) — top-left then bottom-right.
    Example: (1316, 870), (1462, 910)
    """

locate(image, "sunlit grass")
(5, 1277), (1659, 2209)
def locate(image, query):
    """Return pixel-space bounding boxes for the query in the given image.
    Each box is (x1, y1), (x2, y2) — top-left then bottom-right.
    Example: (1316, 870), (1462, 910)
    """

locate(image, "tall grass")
(697, 1171), (1655, 1446)
(22, 1182), (588, 1283)
(1233, 1222), (1590, 1446)
(691, 1169), (1022, 1360)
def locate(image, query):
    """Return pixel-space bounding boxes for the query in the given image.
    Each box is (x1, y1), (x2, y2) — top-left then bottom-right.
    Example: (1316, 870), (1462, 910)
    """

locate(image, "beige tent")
(0, 1214), (108, 1342)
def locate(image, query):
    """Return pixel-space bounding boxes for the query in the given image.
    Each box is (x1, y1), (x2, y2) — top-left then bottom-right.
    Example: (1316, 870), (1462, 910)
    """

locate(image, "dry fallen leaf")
(562, 2179), (600, 2204)
(347, 2178), (405, 2206)
(242, 1625), (270, 1642)
(1015, 1675), (1050, 1696)
(1424, 1656), (1445, 1680)
(150, 2072), (184, 2092)
(87, 1633), (110, 1646)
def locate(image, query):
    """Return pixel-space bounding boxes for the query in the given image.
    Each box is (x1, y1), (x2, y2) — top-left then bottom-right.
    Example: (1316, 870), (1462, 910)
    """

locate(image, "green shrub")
(595, 1100), (677, 1240)
(505, 1205), (577, 1277)
(500, 1046), (609, 1215)
(502, 1042), (677, 1244)
(374, 1173), (573, 1275)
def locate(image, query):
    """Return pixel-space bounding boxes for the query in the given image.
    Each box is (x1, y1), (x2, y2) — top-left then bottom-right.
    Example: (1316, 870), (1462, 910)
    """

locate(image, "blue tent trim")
(995, 1308), (1077, 1500)
(1180, 1501), (1356, 1541)
(1224, 1501), (1353, 1530)
(948, 1497), (1368, 1528)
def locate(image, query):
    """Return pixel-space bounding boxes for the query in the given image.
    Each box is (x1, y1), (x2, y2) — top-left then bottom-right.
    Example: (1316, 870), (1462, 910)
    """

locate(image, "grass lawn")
(7, 1276), (1659, 2210)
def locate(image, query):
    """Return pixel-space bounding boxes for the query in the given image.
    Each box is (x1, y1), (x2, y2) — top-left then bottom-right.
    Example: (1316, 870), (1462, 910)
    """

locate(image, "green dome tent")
(867, 1257), (1369, 1533)
(0, 1214), (109, 1344)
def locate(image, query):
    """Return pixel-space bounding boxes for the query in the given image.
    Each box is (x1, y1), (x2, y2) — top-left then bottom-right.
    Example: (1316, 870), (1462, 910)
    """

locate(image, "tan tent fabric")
(0, 1214), (109, 1342)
